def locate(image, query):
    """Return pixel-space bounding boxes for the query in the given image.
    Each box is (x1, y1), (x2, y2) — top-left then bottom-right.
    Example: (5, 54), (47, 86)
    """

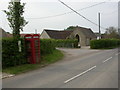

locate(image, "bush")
(2, 38), (27, 68)
(40, 39), (56, 55)
(56, 39), (78, 48)
(40, 39), (78, 55)
(2, 38), (78, 68)
(2, 38), (57, 68)
(90, 39), (120, 49)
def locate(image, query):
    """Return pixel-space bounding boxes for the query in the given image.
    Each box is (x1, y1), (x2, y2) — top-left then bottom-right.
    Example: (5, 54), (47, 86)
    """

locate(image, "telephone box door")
(25, 34), (40, 64)
(33, 34), (40, 63)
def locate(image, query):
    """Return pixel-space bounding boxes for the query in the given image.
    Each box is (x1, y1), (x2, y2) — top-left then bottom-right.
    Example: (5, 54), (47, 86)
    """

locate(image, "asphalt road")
(2, 48), (119, 88)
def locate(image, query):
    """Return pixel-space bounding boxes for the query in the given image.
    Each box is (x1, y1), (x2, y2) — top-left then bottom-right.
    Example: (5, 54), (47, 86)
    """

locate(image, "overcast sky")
(0, 0), (119, 34)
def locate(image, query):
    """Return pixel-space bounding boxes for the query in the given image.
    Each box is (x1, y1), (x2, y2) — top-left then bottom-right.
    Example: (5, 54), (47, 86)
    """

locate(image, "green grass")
(2, 49), (64, 75)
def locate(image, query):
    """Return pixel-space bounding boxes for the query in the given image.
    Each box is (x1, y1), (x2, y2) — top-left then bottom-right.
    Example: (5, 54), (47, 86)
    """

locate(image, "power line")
(26, 1), (106, 19)
(77, 2), (106, 11)
(26, 13), (69, 19)
(58, 0), (106, 30)
(101, 10), (117, 15)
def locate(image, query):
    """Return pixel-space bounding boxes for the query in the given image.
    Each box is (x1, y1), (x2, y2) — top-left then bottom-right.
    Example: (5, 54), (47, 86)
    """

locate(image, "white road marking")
(102, 57), (112, 63)
(64, 65), (96, 84)
(1, 74), (15, 79)
(115, 52), (120, 56)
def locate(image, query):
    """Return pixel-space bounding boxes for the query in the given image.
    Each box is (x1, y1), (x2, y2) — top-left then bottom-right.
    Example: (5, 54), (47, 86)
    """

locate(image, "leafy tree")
(104, 27), (120, 39)
(65, 26), (79, 31)
(4, 0), (28, 39)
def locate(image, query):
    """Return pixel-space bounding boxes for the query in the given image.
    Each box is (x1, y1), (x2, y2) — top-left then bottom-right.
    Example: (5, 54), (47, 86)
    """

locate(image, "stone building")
(40, 26), (97, 46)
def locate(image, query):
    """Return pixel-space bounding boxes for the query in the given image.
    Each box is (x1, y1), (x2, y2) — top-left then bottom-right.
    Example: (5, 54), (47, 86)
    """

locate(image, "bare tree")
(104, 27), (120, 39)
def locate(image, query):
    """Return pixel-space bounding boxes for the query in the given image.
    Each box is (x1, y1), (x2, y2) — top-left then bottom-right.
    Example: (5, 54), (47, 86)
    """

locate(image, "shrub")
(2, 38), (57, 68)
(40, 39), (56, 55)
(56, 39), (78, 48)
(90, 39), (120, 49)
(2, 38), (27, 68)
(2, 38), (78, 68)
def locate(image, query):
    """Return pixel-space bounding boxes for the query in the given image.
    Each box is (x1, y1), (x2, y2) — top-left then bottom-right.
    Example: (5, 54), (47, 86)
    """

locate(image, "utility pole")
(98, 12), (101, 39)
(35, 29), (37, 34)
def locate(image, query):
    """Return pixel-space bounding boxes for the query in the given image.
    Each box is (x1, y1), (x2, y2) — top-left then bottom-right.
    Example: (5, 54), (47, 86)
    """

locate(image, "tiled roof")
(44, 29), (73, 39)
(44, 26), (96, 39)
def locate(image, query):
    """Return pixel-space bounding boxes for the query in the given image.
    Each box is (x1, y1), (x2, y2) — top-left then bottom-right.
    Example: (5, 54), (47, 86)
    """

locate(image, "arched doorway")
(76, 34), (81, 48)
(76, 34), (80, 42)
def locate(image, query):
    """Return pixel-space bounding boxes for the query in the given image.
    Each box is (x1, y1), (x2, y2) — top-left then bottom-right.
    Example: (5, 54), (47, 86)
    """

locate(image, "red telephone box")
(24, 34), (40, 64)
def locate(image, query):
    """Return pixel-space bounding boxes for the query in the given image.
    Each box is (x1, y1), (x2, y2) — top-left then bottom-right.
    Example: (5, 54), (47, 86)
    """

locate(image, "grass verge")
(2, 49), (64, 75)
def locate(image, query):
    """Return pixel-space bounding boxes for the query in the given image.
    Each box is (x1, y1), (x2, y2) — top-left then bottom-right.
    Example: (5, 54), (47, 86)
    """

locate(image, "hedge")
(40, 39), (56, 55)
(90, 39), (120, 49)
(2, 38), (27, 68)
(2, 38), (78, 68)
(2, 38), (57, 68)
(56, 39), (78, 48)
(40, 39), (78, 54)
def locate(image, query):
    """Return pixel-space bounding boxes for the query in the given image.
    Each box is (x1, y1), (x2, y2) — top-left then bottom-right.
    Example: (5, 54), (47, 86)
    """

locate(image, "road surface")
(2, 48), (119, 88)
